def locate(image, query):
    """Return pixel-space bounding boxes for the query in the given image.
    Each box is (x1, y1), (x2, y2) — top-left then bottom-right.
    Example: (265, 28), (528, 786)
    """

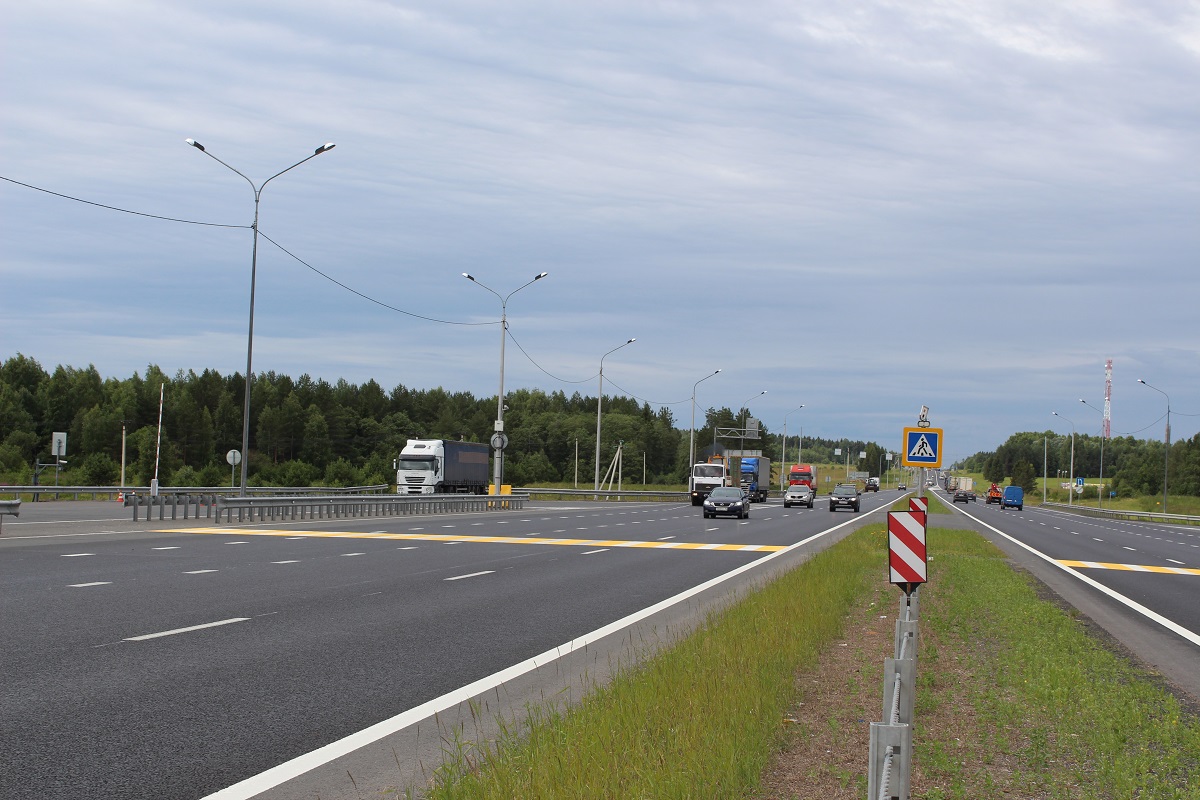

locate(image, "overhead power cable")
(1, 175), (248, 228)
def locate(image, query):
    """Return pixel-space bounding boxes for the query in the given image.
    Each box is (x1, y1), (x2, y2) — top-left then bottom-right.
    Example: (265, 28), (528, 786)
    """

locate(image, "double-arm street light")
(186, 138), (336, 495)
(1079, 398), (1106, 507)
(689, 369), (722, 474)
(1138, 378), (1172, 513)
(779, 405), (804, 492)
(594, 338), (637, 491)
(463, 271), (549, 498)
(1052, 411), (1076, 507)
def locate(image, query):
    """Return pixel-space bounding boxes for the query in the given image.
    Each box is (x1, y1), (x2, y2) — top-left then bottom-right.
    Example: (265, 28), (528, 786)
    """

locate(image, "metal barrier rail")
(1042, 502), (1200, 526)
(210, 493), (527, 524)
(1, 484), (390, 503)
(868, 589), (920, 800)
(518, 487), (688, 502)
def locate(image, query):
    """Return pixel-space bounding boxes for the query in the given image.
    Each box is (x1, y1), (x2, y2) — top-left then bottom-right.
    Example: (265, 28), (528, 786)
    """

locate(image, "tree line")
(960, 429), (1200, 499)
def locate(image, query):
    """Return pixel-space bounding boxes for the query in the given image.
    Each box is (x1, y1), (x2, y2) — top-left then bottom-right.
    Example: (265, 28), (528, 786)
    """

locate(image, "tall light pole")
(1080, 398), (1106, 507)
(463, 271), (549, 498)
(780, 405), (804, 492)
(1138, 378), (1171, 514)
(738, 390), (766, 458)
(186, 138), (336, 495)
(594, 338), (637, 491)
(689, 369), (721, 474)
(1052, 411), (1075, 507)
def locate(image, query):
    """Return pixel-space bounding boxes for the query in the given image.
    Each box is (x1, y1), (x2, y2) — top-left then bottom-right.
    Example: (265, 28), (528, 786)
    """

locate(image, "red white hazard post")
(908, 497), (928, 513)
(888, 510), (928, 595)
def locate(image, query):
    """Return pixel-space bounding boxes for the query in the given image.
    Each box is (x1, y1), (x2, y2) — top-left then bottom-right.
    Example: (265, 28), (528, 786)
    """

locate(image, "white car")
(783, 484), (815, 509)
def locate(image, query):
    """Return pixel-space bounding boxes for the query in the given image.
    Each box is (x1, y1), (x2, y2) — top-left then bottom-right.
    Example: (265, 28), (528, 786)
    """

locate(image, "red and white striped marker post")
(888, 510), (927, 596)
(909, 497), (928, 513)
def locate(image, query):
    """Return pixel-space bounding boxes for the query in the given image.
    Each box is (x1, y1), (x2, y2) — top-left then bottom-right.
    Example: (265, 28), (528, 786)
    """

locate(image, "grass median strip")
(421, 525), (1200, 799)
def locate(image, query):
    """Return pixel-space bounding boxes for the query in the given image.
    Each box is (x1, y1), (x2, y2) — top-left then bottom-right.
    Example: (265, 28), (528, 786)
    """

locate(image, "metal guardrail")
(0, 484), (390, 502)
(868, 588), (920, 800)
(518, 487), (688, 502)
(1042, 502), (1200, 526)
(0, 498), (19, 534)
(211, 493), (527, 524)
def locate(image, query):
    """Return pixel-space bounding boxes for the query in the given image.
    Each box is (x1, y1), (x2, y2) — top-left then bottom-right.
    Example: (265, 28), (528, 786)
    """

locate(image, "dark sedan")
(829, 484), (860, 513)
(703, 486), (751, 519)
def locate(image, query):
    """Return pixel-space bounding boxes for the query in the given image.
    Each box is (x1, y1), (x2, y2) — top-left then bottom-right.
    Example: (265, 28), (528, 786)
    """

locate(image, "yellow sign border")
(901, 426), (943, 468)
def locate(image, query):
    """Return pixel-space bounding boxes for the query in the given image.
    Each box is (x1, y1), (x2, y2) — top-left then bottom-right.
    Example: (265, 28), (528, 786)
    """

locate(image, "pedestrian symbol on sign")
(908, 435), (935, 459)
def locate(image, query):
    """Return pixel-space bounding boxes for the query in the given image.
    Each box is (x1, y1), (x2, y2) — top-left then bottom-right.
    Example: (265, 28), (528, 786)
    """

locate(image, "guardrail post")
(868, 721), (912, 800)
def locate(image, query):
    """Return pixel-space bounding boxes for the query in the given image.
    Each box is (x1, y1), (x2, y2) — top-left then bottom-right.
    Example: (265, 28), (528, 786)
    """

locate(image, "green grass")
(422, 525), (1200, 799)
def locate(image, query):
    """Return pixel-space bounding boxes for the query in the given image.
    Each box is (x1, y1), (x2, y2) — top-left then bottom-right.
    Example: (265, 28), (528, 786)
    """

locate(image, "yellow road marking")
(1058, 560), (1200, 577)
(177, 527), (786, 553)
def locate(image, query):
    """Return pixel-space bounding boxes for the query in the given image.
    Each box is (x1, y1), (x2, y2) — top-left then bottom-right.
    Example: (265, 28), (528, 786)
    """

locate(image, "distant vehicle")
(897, 482), (907, 491)
(986, 483), (1003, 504)
(787, 463), (818, 492)
(829, 483), (861, 513)
(957, 477), (975, 491)
(953, 489), (976, 504)
(703, 486), (750, 519)
(740, 456), (771, 503)
(1001, 486), (1024, 510)
(783, 484), (815, 509)
(690, 460), (729, 506)
(395, 439), (490, 495)
(865, 477), (880, 492)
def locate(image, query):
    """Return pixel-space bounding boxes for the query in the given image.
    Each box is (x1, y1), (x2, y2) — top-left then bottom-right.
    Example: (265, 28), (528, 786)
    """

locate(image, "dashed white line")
(581, 549), (609, 555)
(61, 553), (94, 558)
(69, 581), (111, 588)
(341, 553), (365, 557)
(184, 569), (218, 574)
(124, 617), (250, 642)
(444, 571), (495, 581)
(153, 546), (181, 551)
(271, 560), (300, 564)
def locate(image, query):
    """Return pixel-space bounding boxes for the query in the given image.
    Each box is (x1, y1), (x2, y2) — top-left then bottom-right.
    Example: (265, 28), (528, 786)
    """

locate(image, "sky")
(2, 0), (1198, 463)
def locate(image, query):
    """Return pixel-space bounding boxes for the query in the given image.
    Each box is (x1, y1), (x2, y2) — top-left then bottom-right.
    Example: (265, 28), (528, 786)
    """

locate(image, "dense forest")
(0, 354), (886, 489)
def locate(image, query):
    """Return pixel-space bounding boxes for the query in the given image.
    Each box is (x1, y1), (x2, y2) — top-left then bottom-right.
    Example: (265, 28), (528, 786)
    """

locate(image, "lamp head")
(185, 138), (205, 151)
(1138, 378), (1147, 385)
(315, 143), (336, 154)
(462, 273), (475, 281)
(534, 271), (548, 280)
(626, 337), (636, 344)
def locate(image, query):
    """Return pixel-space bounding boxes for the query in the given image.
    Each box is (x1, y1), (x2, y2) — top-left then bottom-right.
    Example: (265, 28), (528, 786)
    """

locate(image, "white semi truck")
(395, 439), (490, 495)
(690, 459), (730, 506)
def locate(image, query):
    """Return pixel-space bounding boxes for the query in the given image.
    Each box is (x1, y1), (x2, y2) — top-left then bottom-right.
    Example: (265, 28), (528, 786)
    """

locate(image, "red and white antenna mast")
(1103, 358), (1112, 439)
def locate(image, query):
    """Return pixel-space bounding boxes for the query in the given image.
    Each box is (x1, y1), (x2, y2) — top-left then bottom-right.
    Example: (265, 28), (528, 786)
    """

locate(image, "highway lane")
(935, 489), (1200, 705)
(0, 492), (899, 800)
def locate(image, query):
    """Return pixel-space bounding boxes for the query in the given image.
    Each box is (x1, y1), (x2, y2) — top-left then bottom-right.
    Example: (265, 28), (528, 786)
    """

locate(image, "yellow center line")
(176, 527), (786, 553)
(1058, 560), (1200, 577)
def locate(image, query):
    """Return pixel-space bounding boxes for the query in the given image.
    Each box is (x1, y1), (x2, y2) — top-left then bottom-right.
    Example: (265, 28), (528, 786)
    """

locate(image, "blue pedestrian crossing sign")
(902, 427), (943, 468)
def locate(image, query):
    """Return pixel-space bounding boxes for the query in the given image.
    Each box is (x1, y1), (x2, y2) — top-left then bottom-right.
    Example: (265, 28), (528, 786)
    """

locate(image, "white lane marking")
(285, 537), (306, 540)
(1168, 559), (1185, 565)
(153, 546), (181, 550)
(658, 536), (676, 541)
(1123, 546), (1137, 551)
(61, 553), (94, 557)
(272, 561), (300, 564)
(397, 546), (418, 550)
(184, 569), (218, 574)
(443, 571), (495, 581)
(69, 581), (111, 587)
(581, 549), (609, 555)
(124, 617), (250, 641)
(225, 541), (249, 545)
(341, 553), (365, 557)
(197, 503), (883, 800)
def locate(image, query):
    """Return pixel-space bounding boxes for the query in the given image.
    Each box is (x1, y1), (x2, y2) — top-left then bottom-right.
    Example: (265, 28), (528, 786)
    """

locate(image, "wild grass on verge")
(918, 529), (1200, 799)
(425, 529), (883, 799)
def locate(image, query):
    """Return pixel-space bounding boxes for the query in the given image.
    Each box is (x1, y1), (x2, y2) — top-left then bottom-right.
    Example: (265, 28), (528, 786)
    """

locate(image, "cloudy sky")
(3, 0), (1198, 462)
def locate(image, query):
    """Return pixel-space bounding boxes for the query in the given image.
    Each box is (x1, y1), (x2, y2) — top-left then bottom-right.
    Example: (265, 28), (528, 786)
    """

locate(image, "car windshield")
(709, 487), (741, 499)
(833, 485), (857, 495)
(790, 471), (813, 482)
(694, 465), (725, 478)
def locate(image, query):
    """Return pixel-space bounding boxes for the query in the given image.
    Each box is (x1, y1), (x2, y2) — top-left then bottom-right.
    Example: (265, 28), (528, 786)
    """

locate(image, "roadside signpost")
(888, 510), (928, 596)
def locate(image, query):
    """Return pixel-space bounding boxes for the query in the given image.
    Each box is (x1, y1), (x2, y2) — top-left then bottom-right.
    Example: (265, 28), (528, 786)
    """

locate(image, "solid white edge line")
(198, 502), (887, 800)
(124, 618), (250, 641)
(948, 502), (1200, 649)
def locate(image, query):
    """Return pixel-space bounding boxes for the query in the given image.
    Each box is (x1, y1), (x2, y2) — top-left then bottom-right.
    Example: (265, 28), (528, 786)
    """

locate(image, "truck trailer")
(395, 439), (490, 495)
(739, 457), (771, 502)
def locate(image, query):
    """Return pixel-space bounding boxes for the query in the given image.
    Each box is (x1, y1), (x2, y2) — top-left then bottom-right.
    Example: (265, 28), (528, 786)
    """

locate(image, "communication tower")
(1103, 359), (1112, 439)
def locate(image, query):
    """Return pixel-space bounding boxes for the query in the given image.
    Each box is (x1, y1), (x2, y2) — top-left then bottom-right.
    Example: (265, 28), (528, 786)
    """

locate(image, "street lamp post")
(1138, 378), (1171, 514)
(780, 404), (805, 492)
(463, 272), (548, 498)
(594, 338), (637, 491)
(1079, 399), (1106, 507)
(737, 390), (766, 458)
(688, 369), (722, 476)
(186, 138), (336, 495)
(1052, 411), (1076, 507)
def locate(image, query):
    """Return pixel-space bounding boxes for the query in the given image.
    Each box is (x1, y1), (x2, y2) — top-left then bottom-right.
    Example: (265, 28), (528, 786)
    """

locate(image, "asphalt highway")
(0, 493), (896, 800)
